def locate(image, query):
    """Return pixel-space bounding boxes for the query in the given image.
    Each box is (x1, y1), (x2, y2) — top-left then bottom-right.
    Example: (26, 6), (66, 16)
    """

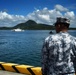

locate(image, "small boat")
(12, 28), (24, 32)
(49, 31), (53, 34)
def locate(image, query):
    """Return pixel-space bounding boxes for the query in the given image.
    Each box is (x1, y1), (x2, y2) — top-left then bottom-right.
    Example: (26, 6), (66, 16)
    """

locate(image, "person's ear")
(57, 24), (60, 28)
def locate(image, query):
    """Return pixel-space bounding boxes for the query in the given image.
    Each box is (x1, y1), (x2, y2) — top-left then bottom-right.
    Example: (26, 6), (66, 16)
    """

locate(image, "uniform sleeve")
(72, 38), (76, 72)
(71, 39), (76, 58)
(41, 40), (49, 75)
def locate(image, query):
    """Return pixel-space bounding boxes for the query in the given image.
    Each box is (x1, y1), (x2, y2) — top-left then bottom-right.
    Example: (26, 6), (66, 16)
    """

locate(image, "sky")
(0, 0), (76, 27)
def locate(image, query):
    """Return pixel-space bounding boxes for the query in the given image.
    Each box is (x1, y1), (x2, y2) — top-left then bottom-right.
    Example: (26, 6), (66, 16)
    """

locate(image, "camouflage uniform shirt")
(42, 32), (76, 75)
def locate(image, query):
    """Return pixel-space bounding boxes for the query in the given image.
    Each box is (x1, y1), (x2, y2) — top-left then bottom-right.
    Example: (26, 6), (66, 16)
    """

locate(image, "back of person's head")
(54, 17), (70, 28)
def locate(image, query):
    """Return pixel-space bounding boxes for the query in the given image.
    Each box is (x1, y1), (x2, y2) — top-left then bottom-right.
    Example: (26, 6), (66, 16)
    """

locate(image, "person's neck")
(56, 29), (68, 33)
(61, 29), (68, 33)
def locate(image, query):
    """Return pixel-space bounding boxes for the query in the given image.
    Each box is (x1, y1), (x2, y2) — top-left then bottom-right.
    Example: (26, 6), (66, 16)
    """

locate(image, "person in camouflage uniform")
(42, 17), (76, 75)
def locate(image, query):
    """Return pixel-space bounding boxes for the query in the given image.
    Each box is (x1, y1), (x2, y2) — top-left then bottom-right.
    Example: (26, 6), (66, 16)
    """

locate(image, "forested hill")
(0, 20), (54, 30)
(0, 20), (76, 30)
(13, 20), (54, 30)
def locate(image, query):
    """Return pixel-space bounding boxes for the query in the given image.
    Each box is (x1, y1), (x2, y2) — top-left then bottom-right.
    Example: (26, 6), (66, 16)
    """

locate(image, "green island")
(0, 20), (76, 30)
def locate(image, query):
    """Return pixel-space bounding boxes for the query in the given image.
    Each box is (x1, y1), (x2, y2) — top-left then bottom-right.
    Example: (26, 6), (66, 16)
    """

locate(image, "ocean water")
(0, 30), (76, 67)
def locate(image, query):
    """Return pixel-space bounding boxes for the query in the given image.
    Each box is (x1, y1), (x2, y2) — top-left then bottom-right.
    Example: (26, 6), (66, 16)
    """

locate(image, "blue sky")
(0, 0), (76, 27)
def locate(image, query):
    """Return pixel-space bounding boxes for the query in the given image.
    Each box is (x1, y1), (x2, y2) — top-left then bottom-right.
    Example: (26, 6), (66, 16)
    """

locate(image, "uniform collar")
(59, 31), (69, 35)
(60, 31), (68, 34)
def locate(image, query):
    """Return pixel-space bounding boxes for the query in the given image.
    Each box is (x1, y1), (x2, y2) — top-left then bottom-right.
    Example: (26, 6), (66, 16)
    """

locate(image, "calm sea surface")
(0, 30), (76, 67)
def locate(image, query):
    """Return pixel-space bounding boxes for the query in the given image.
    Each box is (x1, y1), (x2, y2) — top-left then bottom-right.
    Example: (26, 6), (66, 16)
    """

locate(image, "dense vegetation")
(0, 20), (75, 30)
(13, 20), (54, 30)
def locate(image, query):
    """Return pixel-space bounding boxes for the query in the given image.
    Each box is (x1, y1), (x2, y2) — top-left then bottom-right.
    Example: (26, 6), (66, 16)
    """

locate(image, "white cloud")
(64, 11), (75, 19)
(64, 11), (76, 27)
(26, 8), (62, 25)
(26, 5), (76, 27)
(0, 11), (27, 27)
(55, 4), (68, 12)
(0, 4), (76, 27)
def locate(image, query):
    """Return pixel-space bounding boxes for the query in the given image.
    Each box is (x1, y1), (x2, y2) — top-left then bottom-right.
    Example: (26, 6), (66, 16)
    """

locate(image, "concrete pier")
(0, 70), (27, 75)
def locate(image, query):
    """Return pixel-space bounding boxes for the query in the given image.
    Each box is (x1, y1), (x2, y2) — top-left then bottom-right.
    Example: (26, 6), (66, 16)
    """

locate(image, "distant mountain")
(12, 20), (54, 30)
(0, 20), (76, 30)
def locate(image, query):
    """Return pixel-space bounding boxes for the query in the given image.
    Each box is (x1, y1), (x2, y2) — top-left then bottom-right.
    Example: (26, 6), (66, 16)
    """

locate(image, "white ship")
(12, 28), (24, 32)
